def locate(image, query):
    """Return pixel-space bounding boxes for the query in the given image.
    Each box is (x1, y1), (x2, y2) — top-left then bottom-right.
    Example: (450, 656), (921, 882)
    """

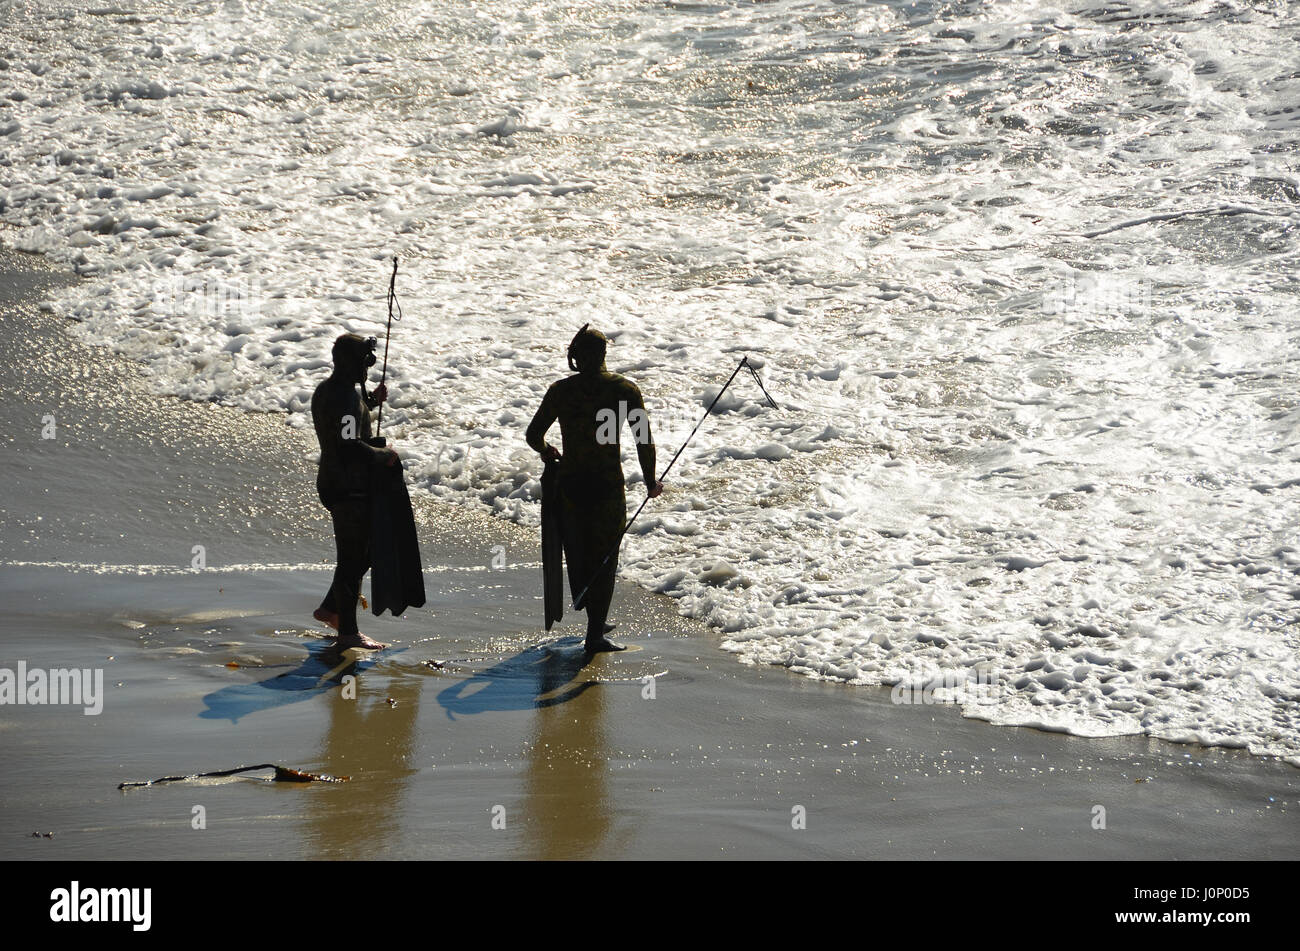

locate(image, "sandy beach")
(1, 249), (1296, 860)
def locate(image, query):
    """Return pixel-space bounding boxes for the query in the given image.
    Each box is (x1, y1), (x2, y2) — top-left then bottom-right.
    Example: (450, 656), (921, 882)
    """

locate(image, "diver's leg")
(560, 480), (592, 612)
(584, 548), (623, 652)
(333, 504), (362, 638)
(314, 585), (340, 629)
(315, 507), (347, 629)
(584, 487), (626, 653)
(560, 524), (587, 614)
(333, 500), (386, 650)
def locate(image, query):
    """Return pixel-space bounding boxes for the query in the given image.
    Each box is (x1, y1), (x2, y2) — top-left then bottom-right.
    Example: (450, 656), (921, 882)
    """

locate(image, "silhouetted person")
(527, 325), (662, 653)
(311, 332), (397, 650)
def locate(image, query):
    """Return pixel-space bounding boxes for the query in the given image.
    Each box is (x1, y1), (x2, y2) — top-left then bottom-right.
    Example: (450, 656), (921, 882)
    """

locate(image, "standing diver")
(526, 325), (663, 654)
(311, 332), (397, 650)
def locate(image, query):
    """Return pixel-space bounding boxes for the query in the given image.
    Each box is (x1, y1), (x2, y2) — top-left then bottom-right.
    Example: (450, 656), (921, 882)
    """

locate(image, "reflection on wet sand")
(300, 645), (422, 858)
(436, 638), (614, 859)
(192, 639), (423, 855)
(521, 655), (612, 860)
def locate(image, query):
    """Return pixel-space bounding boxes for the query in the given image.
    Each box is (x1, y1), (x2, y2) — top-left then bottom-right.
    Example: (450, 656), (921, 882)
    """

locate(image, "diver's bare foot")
(335, 632), (388, 650)
(584, 636), (626, 654)
(313, 607), (339, 630)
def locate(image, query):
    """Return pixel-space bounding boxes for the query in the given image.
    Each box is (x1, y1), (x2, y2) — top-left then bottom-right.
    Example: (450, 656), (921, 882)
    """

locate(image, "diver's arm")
(628, 385), (658, 491)
(526, 388), (561, 459)
(320, 382), (389, 467)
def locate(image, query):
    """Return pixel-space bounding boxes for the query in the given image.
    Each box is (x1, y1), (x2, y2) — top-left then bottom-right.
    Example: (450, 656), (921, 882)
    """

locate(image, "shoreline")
(1, 247), (1297, 859)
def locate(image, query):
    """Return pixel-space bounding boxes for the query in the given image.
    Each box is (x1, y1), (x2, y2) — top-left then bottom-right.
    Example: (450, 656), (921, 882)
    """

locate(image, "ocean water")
(2, 0), (1298, 762)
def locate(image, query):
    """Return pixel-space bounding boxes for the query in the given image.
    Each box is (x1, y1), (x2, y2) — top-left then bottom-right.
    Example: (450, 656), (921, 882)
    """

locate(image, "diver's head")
(567, 323), (608, 374)
(332, 332), (377, 382)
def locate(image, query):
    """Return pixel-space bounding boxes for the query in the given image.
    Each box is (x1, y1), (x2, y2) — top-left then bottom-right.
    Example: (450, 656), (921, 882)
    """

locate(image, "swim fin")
(369, 460), (426, 617)
(541, 459), (564, 630)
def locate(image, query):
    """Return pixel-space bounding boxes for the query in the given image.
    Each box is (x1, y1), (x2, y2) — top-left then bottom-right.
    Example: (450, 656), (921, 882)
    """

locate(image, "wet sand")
(1, 249), (1296, 859)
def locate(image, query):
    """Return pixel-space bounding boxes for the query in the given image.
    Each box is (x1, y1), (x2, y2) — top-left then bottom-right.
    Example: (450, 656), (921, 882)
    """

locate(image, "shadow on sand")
(198, 641), (392, 722)
(436, 637), (596, 719)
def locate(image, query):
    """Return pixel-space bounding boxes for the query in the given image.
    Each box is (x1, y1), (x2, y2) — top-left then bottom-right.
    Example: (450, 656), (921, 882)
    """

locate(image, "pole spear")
(376, 256), (399, 436)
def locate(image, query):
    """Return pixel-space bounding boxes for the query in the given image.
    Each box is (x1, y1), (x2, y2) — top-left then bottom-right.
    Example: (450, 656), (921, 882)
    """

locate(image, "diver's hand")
(647, 479), (664, 499)
(384, 448), (399, 467)
(541, 444), (561, 463)
(371, 383), (388, 405)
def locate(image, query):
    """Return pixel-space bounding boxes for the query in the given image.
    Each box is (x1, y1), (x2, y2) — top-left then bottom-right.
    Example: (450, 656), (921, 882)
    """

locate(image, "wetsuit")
(526, 369), (656, 641)
(311, 371), (387, 640)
